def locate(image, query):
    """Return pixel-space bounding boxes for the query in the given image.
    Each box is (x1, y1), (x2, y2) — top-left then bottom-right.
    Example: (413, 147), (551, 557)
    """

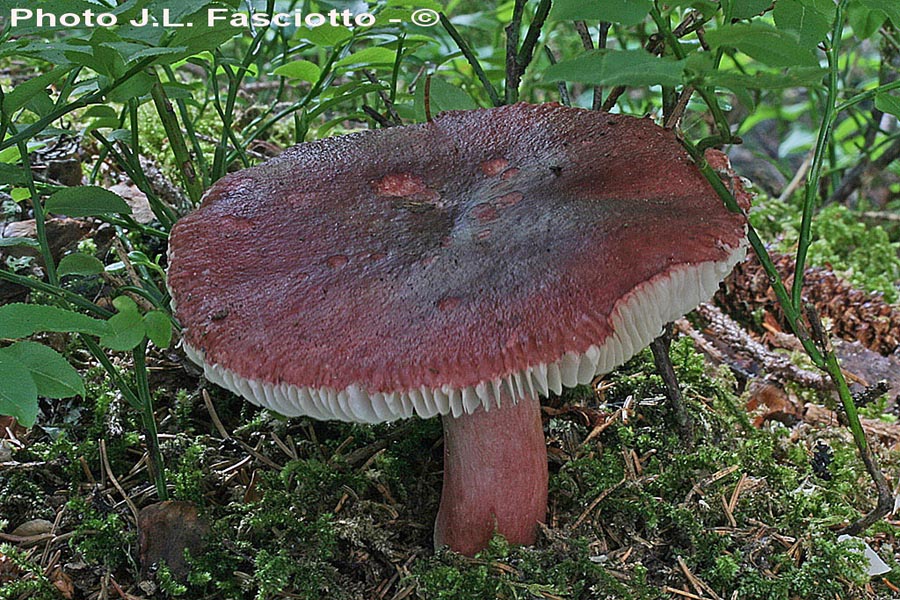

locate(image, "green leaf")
(731, 0), (772, 19)
(0, 164), (28, 185)
(58, 253), (106, 276)
(335, 47), (398, 68)
(10, 188), (31, 202)
(2, 67), (69, 114)
(296, 24), (353, 47)
(169, 9), (242, 55)
(703, 22), (820, 68)
(106, 71), (155, 103)
(26, 89), (55, 118)
(857, 0), (900, 28)
(0, 141), (45, 165)
(705, 67), (827, 90)
(414, 77), (478, 121)
(143, 311), (173, 349)
(773, 0), (834, 45)
(848, 3), (886, 39)
(45, 186), (132, 217)
(273, 60), (322, 83)
(0, 341), (84, 399)
(543, 49), (686, 88)
(82, 105), (119, 119)
(0, 353), (39, 427)
(0, 237), (40, 249)
(549, 0), (651, 25)
(875, 93), (900, 118)
(0, 304), (109, 338)
(100, 296), (146, 351)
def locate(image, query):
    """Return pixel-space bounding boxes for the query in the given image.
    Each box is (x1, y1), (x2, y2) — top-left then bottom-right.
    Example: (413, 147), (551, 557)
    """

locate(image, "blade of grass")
(439, 13), (502, 107)
(793, 0), (848, 311)
(150, 77), (204, 204)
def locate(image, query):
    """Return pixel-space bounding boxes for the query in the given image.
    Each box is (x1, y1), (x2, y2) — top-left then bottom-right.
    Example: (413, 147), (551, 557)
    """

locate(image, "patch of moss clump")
(410, 338), (886, 599)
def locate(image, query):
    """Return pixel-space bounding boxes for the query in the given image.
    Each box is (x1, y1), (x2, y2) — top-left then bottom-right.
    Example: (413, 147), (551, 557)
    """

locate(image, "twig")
(573, 21), (594, 50)
(677, 555), (723, 600)
(439, 13), (502, 106)
(861, 210), (900, 222)
(828, 137), (900, 205)
(582, 408), (623, 446)
(202, 389), (232, 440)
(514, 0), (552, 96)
(595, 22), (611, 110)
(362, 70), (401, 125)
(505, 0), (526, 104)
(664, 586), (705, 599)
(650, 323), (693, 443)
(505, 0), (552, 104)
(423, 74), (433, 123)
(100, 439), (140, 524)
(362, 105), (395, 128)
(573, 21), (606, 110)
(777, 150), (814, 203)
(685, 465), (740, 503)
(691, 303), (830, 391)
(664, 85), (695, 129)
(543, 47), (571, 106)
(571, 478), (626, 529)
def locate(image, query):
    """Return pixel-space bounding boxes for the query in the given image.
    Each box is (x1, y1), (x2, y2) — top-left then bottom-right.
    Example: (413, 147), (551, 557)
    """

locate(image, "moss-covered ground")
(3, 336), (899, 599)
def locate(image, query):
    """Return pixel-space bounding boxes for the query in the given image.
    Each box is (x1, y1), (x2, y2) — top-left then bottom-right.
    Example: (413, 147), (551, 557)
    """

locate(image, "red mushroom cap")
(167, 103), (747, 423)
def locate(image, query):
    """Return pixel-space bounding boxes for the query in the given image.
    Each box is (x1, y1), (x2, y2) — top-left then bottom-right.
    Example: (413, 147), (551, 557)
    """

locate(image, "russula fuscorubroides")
(167, 102), (749, 556)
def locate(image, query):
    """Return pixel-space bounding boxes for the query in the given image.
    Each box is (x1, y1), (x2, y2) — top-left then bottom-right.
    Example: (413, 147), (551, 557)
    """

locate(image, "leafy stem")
(793, 0), (851, 310)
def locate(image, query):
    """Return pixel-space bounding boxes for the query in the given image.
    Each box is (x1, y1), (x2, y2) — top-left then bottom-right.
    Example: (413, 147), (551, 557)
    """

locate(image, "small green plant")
(66, 497), (136, 571)
(0, 544), (58, 600)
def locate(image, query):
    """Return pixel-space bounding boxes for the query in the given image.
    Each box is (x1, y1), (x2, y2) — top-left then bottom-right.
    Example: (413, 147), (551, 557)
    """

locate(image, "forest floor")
(3, 246), (900, 599)
(2, 94), (900, 599)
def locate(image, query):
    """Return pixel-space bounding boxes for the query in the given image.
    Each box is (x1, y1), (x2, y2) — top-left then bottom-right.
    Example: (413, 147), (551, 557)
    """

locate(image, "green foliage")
(0, 303), (108, 338)
(169, 441), (206, 502)
(809, 204), (900, 302)
(544, 50), (686, 87)
(44, 185), (131, 217)
(155, 562), (188, 596)
(66, 497), (135, 570)
(0, 544), (58, 600)
(2, 0), (899, 597)
(750, 198), (900, 302)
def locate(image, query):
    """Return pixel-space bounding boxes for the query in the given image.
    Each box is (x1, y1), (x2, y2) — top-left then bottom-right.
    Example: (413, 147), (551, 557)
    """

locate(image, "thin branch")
(650, 324), (693, 443)
(828, 137), (900, 205)
(543, 47), (571, 106)
(505, 0), (527, 105)
(440, 13), (502, 107)
(363, 70), (401, 125)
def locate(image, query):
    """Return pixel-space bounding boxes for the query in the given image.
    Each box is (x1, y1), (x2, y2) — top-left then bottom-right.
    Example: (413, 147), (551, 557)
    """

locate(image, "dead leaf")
(138, 501), (209, 581)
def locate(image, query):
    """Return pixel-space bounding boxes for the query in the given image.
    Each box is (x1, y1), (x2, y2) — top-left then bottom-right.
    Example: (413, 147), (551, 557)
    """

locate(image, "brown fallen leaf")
(138, 501), (209, 582)
(49, 567), (75, 599)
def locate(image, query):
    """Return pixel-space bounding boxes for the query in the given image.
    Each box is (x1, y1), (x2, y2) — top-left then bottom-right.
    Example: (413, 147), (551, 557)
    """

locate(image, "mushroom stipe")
(167, 102), (749, 556)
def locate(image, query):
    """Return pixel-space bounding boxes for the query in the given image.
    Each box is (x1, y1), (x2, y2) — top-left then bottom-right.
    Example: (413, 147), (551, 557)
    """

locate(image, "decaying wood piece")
(677, 303), (830, 391)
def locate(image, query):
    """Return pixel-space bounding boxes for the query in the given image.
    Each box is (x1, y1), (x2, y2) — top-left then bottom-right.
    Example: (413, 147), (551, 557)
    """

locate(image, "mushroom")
(167, 103), (748, 556)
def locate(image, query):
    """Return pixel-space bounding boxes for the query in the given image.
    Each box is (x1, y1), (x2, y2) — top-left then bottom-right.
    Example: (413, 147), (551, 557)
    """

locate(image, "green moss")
(169, 440), (206, 502)
(750, 199), (900, 302)
(809, 204), (900, 302)
(0, 544), (58, 600)
(412, 536), (649, 600)
(66, 497), (135, 570)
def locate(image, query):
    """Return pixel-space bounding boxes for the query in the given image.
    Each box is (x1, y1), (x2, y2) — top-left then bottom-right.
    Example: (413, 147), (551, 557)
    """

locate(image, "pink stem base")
(434, 392), (548, 556)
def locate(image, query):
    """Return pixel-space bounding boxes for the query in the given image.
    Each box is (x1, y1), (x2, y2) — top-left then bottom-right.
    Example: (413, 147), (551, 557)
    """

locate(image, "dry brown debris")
(718, 251), (900, 356)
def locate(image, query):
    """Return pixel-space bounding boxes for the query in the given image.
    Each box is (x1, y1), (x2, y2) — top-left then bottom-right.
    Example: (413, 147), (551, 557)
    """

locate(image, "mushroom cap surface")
(167, 103), (747, 422)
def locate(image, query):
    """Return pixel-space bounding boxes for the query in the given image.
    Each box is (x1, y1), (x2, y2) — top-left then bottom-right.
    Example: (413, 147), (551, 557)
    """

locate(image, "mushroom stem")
(434, 390), (548, 556)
